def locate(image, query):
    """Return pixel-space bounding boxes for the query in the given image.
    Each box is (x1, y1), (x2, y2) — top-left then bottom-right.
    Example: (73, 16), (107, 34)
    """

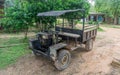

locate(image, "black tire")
(54, 50), (71, 71)
(85, 39), (93, 51)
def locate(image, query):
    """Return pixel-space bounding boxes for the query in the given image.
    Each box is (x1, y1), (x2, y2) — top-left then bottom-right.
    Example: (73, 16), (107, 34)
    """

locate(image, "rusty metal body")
(29, 9), (98, 70)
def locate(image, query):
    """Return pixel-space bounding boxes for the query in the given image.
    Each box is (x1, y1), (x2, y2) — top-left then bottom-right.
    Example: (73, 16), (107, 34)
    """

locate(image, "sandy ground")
(0, 27), (120, 75)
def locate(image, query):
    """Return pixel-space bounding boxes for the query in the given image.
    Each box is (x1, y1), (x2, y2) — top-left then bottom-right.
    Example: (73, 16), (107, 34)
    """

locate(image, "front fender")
(49, 43), (67, 61)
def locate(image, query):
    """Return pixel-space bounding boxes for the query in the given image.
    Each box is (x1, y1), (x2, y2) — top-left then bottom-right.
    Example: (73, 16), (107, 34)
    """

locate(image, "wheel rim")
(61, 54), (69, 66)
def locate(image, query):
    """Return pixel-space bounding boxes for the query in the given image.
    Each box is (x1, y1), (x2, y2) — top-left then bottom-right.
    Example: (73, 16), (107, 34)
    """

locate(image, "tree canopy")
(0, 0), (90, 38)
(95, 0), (120, 24)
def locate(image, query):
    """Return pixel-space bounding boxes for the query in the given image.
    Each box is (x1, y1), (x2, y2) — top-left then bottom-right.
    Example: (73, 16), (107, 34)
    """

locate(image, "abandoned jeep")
(29, 9), (98, 70)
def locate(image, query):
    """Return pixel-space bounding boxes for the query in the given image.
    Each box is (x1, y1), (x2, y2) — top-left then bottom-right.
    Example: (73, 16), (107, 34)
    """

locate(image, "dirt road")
(0, 27), (120, 75)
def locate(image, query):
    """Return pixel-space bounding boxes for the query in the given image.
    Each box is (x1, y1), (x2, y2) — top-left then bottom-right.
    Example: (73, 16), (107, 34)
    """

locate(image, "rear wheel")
(85, 39), (93, 51)
(54, 50), (71, 71)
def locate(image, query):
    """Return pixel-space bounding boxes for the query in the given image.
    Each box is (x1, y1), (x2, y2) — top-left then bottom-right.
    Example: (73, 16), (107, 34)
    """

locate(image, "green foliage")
(109, 0), (120, 17)
(98, 27), (104, 32)
(0, 8), (4, 18)
(95, 0), (120, 24)
(1, 0), (32, 31)
(0, 9), (3, 12)
(26, 0), (90, 30)
(90, 5), (95, 12)
(1, 0), (90, 35)
(88, 21), (94, 24)
(88, 21), (99, 25)
(95, 0), (120, 18)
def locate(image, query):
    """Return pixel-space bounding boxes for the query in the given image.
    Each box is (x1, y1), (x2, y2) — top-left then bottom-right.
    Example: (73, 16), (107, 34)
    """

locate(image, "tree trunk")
(36, 22), (41, 31)
(105, 15), (107, 23)
(114, 16), (118, 25)
(24, 27), (28, 39)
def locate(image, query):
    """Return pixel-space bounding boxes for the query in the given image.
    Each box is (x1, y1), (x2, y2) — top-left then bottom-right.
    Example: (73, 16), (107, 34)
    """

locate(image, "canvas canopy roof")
(37, 9), (84, 17)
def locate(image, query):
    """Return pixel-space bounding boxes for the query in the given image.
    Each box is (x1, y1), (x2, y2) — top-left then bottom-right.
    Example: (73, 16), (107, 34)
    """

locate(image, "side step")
(33, 49), (49, 56)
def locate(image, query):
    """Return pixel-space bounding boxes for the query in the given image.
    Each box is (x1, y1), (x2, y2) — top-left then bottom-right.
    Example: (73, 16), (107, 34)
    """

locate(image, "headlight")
(42, 35), (48, 39)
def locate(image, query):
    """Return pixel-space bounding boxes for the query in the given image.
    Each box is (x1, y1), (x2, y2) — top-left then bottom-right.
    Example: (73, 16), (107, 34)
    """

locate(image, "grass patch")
(0, 37), (29, 46)
(98, 27), (104, 32)
(0, 37), (31, 69)
(101, 24), (120, 29)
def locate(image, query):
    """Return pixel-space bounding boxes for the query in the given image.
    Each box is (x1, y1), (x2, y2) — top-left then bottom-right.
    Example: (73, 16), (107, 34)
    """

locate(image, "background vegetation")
(0, 0), (90, 38)
(95, 0), (120, 25)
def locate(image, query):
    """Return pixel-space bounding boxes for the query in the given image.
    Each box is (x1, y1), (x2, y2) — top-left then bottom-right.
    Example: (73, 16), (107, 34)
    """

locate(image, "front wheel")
(54, 50), (71, 71)
(85, 39), (93, 51)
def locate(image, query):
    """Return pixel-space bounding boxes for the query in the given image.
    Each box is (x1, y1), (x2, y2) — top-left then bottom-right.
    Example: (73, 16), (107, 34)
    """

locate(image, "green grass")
(0, 38), (23, 46)
(98, 27), (104, 32)
(0, 37), (31, 69)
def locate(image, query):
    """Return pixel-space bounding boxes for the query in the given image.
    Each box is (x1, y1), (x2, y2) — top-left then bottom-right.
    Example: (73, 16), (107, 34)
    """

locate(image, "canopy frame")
(37, 9), (85, 32)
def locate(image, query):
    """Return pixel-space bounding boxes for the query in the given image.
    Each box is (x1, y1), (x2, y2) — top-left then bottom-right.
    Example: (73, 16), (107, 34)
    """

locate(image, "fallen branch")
(0, 43), (28, 48)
